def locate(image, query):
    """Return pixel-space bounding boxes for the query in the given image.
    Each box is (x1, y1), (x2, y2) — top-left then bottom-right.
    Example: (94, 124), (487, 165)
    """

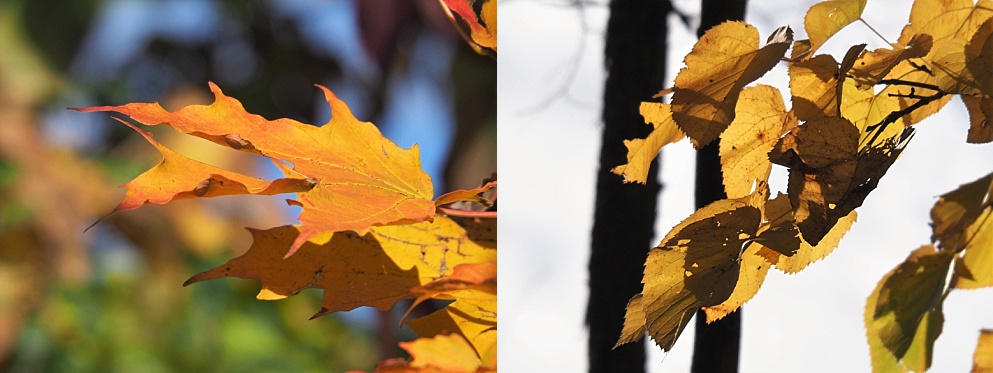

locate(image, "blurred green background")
(0, 0), (495, 371)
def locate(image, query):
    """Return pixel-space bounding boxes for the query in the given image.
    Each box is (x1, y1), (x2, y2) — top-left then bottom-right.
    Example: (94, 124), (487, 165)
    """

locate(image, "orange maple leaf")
(77, 82), (437, 254)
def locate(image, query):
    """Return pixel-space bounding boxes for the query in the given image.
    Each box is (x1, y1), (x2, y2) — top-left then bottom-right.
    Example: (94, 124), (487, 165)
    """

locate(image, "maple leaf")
(804, 0), (867, 56)
(441, 0), (496, 55)
(370, 334), (489, 373)
(670, 22), (792, 148)
(402, 262), (496, 362)
(77, 82), (436, 254)
(102, 119), (315, 214)
(865, 245), (952, 373)
(612, 102), (685, 184)
(407, 297), (497, 369)
(183, 215), (496, 316)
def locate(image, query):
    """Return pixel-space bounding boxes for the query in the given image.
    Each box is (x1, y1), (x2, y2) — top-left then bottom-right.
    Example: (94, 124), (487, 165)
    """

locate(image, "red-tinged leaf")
(435, 180), (496, 207)
(76, 82), (436, 254)
(402, 262), (496, 325)
(110, 119), (313, 213)
(441, 0), (496, 54)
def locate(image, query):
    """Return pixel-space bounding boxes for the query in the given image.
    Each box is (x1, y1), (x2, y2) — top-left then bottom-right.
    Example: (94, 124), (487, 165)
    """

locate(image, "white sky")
(498, 0), (993, 371)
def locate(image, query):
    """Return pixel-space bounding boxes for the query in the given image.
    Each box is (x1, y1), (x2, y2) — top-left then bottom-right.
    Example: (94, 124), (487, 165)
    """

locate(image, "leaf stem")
(859, 18), (891, 46)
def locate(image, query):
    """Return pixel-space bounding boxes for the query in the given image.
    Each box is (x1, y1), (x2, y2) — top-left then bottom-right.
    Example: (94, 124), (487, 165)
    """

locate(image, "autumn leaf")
(183, 215), (496, 316)
(615, 294), (647, 348)
(701, 242), (771, 322)
(789, 44), (865, 122)
(974, 330), (993, 373)
(670, 22), (792, 148)
(719, 84), (792, 199)
(77, 82), (436, 254)
(849, 34), (932, 89)
(435, 180), (497, 208)
(407, 297), (497, 368)
(804, 0), (867, 56)
(612, 102), (685, 184)
(961, 95), (993, 144)
(865, 245), (952, 373)
(401, 262), (497, 356)
(777, 116), (913, 245)
(841, 79), (907, 145)
(621, 197), (762, 351)
(441, 0), (496, 55)
(104, 119), (315, 213)
(372, 334), (487, 373)
(931, 171), (993, 250)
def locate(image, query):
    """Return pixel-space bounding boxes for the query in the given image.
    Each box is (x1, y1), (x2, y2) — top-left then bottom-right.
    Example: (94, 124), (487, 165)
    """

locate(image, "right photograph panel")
(499, 0), (993, 371)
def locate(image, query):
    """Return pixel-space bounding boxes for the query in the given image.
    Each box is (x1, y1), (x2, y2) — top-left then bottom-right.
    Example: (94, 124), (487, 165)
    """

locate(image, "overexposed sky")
(499, 0), (993, 371)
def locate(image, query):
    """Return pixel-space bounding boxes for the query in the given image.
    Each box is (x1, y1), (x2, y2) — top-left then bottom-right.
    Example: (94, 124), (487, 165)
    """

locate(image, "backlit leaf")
(804, 0), (867, 55)
(973, 330), (993, 373)
(616, 294), (647, 348)
(961, 95), (993, 144)
(395, 334), (484, 373)
(612, 102), (685, 184)
(183, 215), (496, 316)
(407, 298), (496, 368)
(441, 0), (496, 54)
(865, 245), (952, 373)
(930, 170), (993, 249)
(701, 242), (771, 322)
(849, 34), (932, 89)
(720, 85), (792, 199)
(953, 210), (993, 289)
(790, 54), (844, 121)
(671, 22), (792, 148)
(782, 117), (912, 245)
(753, 193), (858, 274)
(638, 197), (761, 351)
(107, 120), (314, 213)
(77, 82), (436, 254)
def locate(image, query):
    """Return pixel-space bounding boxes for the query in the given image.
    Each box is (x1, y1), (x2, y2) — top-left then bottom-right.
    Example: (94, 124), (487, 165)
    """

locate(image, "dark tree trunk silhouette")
(587, 1), (671, 371)
(691, 0), (748, 372)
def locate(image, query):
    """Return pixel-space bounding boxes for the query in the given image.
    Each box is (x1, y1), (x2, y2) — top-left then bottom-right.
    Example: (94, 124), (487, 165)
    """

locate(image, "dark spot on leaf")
(194, 178), (212, 196)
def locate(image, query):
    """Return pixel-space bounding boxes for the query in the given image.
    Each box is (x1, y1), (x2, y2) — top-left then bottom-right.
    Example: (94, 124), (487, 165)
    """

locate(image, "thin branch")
(862, 90), (947, 148)
(877, 79), (942, 92)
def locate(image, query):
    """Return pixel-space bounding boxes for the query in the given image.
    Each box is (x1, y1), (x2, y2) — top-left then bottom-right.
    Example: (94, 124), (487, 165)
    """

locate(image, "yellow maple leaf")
(183, 215), (496, 316)
(671, 22), (792, 148)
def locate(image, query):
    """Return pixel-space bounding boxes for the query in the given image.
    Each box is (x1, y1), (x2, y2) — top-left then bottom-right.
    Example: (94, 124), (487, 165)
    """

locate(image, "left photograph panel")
(0, 1), (495, 372)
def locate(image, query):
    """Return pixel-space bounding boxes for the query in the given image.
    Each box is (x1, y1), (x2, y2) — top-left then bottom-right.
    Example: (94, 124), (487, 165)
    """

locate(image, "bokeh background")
(0, 0), (494, 371)
(500, 0), (993, 371)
